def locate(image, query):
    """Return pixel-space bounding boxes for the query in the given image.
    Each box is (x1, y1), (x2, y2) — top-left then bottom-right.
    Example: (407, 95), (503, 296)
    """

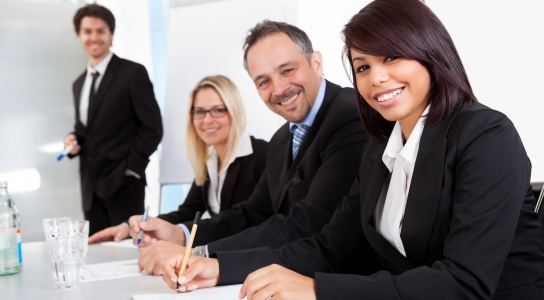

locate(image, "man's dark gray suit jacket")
(184, 80), (369, 254)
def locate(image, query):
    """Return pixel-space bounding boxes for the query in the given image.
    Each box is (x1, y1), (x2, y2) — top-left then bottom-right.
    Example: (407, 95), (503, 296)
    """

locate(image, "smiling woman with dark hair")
(160, 1), (544, 299)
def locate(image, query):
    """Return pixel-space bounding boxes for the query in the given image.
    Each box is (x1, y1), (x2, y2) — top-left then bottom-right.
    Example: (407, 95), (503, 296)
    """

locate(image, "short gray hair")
(243, 20), (313, 70)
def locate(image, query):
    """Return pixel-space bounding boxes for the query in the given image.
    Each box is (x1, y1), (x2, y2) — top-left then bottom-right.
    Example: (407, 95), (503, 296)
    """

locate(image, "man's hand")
(240, 264), (316, 300)
(88, 223), (129, 244)
(138, 241), (186, 275)
(128, 216), (186, 246)
(161, 254), (220, 293)
(64, 134), (80, 155)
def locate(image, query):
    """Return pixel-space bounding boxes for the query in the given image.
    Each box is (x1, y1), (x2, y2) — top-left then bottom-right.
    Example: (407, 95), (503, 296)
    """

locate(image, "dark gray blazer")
(216, 102), (544, 300)
(185, 80), (369, 253)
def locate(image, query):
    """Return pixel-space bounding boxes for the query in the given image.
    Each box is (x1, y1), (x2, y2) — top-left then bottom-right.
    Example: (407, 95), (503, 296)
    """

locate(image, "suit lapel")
(400, 105), (462, 265)
(220, 158), (242, 211)
(73, 72), (86, 123)
(87, 54), (119, 128)
(360, 141), (418, 270)
(276, 80), (341, 210)
(201, 179), (212, 216)
(272, 125), (294, 212)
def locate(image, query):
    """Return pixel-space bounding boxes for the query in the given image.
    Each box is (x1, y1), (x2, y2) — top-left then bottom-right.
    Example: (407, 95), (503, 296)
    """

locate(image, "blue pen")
(136, 206), (150, 245)
(57, 144), (75, 161)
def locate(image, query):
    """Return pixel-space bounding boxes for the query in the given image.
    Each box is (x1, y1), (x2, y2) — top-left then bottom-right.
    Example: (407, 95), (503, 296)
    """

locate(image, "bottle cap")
(0, 181), (7, 188)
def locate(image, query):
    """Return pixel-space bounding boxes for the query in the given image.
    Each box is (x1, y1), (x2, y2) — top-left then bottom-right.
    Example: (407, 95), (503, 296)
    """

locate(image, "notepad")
(132, 284), (243, 300)
(81, 259), (147, 282)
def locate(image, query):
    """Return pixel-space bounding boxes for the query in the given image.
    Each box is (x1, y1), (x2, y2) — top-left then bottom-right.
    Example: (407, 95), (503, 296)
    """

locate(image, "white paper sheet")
(81, 259), (147, 282)
(100, 239), (137, 248)
(132, 284), (244, 300)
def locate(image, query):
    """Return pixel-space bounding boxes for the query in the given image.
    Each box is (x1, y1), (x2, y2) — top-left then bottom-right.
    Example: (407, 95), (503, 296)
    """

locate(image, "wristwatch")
(191, 245), (207, 257)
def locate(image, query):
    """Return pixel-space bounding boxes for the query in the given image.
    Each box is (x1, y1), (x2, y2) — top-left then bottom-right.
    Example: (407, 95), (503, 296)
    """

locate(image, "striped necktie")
(292, 124), (309, 159)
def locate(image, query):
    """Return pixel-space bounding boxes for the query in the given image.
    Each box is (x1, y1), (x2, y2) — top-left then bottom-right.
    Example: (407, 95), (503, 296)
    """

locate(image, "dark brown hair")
(73, 4), (116, 34)
(342, 0), (477, 142)
(243, 20), (313, 70)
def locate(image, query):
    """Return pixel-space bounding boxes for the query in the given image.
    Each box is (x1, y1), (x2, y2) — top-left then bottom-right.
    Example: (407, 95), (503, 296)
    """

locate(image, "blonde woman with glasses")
(88, 75), (268, 244)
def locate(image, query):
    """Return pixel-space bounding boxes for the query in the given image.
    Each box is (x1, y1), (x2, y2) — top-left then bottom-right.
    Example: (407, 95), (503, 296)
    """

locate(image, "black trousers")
(84, 176), (146, 235)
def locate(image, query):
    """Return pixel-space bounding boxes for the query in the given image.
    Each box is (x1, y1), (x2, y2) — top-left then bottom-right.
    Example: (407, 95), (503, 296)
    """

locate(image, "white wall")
(0, 1), (88, 242)
(425, 0), (544, 181)
(293, 0), (372, 88)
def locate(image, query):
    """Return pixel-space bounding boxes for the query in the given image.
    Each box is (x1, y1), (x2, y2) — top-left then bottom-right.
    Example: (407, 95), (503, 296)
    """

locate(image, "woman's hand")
(88, 223), (129, 244)
(240, 264), (316, 300)
(138, 240), (185, 275)
(128, 216), (186, 246)
(162, 254), (220, 292)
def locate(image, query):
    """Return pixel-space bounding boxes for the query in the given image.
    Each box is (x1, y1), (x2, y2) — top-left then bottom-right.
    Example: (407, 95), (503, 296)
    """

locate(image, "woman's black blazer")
(216, 102), (544, 300)
(158, 136), (268, 224)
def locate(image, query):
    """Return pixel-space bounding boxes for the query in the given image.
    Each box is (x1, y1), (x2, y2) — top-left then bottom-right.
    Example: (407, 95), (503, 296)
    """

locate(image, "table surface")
(0, 241), (171, 300)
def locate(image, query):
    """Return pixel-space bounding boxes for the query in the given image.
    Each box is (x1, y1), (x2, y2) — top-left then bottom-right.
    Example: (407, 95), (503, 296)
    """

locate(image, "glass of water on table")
(43, 219), (89, 290)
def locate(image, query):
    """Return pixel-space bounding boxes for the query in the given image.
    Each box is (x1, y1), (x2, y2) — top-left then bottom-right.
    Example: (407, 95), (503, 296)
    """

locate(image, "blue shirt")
(289, 77), (326, 134)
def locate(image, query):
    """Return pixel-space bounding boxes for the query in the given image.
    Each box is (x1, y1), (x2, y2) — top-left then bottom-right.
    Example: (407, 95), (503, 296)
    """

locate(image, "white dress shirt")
(205, 131), (253, 214)
(79, 52), (113, 126)
(374, 105), (430, 256)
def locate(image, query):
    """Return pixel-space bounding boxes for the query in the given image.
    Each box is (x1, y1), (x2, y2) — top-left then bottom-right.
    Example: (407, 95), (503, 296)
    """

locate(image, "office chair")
(532, 182), (544, 228)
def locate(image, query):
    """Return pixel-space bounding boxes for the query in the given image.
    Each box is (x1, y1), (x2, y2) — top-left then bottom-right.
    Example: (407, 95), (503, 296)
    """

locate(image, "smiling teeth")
(280, 94), (298, 106)
(204, 129), (218, 132)
(377, 88), (403, 102)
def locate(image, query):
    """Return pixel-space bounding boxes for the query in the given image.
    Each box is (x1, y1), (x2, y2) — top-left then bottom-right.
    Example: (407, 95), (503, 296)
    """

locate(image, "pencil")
(176, 211), (201, 290)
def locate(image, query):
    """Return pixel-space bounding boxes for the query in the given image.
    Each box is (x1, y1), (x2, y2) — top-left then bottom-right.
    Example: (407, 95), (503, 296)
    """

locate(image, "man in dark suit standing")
(132, 20), (368, 274)
(64, 4), (163, 235)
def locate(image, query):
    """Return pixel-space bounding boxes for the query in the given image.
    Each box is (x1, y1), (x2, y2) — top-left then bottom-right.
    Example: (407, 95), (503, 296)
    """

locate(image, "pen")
(176, 211), (201, 290)
(57, 144), (75, 161)
(136, 206), (150, 245)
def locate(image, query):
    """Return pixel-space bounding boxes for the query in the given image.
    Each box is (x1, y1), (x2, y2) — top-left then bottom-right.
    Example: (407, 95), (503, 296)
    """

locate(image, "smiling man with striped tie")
(131, 20), (369, 279)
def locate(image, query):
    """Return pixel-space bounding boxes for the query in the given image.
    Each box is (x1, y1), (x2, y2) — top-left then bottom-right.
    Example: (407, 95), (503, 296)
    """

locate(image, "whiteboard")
(160, 0), (287, 184)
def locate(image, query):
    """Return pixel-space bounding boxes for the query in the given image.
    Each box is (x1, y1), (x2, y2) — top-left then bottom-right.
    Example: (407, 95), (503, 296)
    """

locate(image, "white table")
(1, 241), (170, 300)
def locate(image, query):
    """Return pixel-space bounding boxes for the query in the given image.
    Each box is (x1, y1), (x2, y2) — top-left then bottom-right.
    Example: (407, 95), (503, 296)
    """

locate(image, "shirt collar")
(289, 77), (326, 133)
(87, 52), (113, 76)
(207, 131), (253, 175)
(382, 105), (431, 173)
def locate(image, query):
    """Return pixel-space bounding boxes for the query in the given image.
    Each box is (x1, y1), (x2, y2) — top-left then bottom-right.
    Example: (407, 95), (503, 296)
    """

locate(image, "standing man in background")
(64, 4), (163, 235)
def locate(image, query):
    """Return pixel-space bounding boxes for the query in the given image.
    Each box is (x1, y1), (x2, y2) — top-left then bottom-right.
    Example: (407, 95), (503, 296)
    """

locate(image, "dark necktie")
(89, 71), (100, 105)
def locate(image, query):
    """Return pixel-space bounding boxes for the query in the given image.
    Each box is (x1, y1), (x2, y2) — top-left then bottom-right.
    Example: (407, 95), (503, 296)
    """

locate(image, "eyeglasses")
(190, 106), (228, 119)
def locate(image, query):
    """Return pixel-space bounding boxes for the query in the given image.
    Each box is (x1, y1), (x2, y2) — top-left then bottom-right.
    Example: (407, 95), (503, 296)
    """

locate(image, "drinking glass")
(43, 220), (89, 290)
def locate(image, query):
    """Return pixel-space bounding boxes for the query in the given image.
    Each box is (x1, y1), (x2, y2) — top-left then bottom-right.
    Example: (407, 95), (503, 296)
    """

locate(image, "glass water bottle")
(0, 181), (22, 275)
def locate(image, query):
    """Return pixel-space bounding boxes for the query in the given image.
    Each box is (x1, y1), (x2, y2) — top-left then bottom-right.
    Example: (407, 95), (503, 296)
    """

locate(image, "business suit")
(157, 136), (268, 223)
(183, 80), (368, 252)
(71, 54), (163, 234)
(216, 102), (544, 299)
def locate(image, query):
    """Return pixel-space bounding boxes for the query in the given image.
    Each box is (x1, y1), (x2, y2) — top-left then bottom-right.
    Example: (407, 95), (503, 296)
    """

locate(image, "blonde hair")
(186, 75), (247, 186)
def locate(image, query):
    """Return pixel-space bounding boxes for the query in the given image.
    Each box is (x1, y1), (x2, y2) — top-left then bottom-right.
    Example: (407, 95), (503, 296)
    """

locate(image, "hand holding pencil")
(159, 211), (222, 292)
(161, 251), (221, 292)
